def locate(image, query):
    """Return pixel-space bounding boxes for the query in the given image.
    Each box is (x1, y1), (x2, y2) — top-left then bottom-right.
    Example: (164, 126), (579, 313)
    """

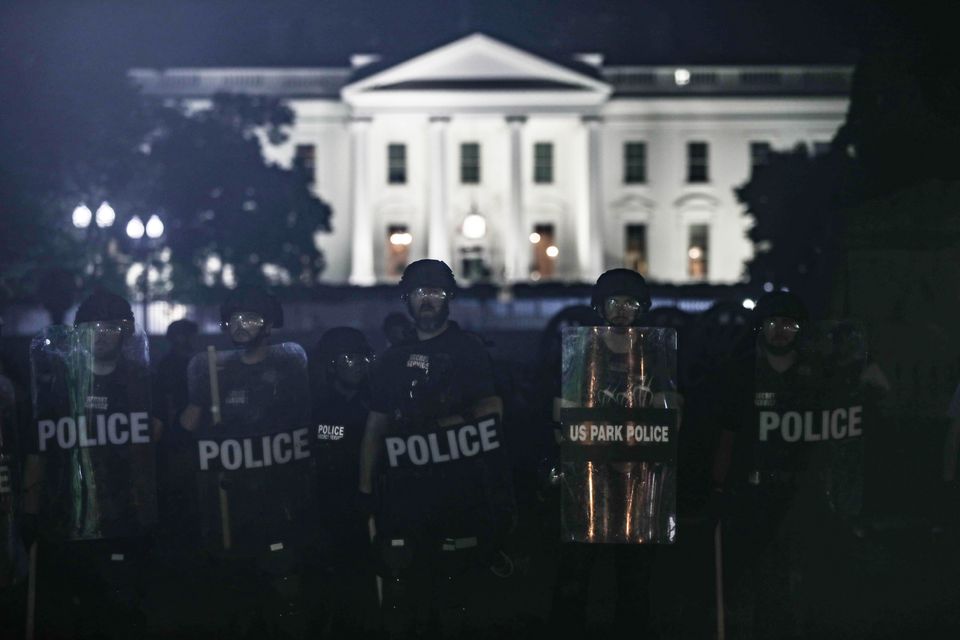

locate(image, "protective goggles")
(603, 297), (643, 314)
(79, 319), (133, 335)
(407, 287), (450, 302)
(762, 317), (801, 333)
(333, 352), (376, 368)
(225, 311), (265, 330)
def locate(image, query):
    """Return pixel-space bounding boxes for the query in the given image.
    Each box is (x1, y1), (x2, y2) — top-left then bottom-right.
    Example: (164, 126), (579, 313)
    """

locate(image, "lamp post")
(72, 202), (116, 277)
(125, 214), (165, 334)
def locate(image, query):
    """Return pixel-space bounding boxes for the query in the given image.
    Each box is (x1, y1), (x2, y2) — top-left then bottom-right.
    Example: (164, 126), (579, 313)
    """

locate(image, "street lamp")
(126, 214), (164, 334)
(72, 204), (93, 229)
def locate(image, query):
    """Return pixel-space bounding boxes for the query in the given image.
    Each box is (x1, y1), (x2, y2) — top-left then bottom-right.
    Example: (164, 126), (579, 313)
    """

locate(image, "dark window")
(533, 142), (553, 184)
(387, 143), (407, 184)
(813, 141), (832, 156)
(688, 224), (709, 279)
(460, 142), (481, 184)
(750, 142), (771, 174)
(624, 224), (648, 275)
(687, 142), (709, 183)
(294, 144), (316, 184)
(624, 142), (647, 184)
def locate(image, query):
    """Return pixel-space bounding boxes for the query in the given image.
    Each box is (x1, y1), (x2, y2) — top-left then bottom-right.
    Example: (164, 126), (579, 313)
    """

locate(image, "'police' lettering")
(758, 406), (864, 443)
(38, 413), (151, 452)
(385, 418), (501, 468)
(197, 428), (311, 472)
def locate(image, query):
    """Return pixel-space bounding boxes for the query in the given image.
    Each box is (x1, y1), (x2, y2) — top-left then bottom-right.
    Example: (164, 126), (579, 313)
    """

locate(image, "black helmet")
(165, 318), (198, 339)
(315, 327), (372, 361)
(74, 290), (134, 326)
(752, 291), (808, 330)
(399, 259), (457, 296)
(590, 269), (652, 315)
(220, 286), (284, 328)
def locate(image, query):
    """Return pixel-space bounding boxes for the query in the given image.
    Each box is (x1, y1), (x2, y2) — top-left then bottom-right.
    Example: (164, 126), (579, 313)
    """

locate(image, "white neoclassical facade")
(131, 33), (851, 286)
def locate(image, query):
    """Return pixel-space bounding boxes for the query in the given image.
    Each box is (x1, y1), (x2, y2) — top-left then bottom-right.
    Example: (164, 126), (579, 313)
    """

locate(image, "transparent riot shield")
(28, 324), (158, 542)
(187, 342), (315, 555)
(559, 327), (679, 544)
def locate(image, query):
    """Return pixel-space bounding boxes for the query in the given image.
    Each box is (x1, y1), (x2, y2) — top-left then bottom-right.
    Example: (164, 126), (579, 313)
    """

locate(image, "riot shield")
(1, 372), (26, 586)
(808, 320), (883, 519)
(187, 342), (314, 555)
(28, 324), (158, 542)
(559, 327), (679, 544)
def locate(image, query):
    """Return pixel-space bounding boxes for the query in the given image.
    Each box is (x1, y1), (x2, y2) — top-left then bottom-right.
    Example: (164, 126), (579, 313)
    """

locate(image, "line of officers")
(0, 259), (886, 639)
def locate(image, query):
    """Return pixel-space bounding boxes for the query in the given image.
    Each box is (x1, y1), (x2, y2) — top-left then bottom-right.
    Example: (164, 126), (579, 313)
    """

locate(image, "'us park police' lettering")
(386, 418), (500, 468)
(197, 427), (311, 471)
(37, 412), (151, 452)
(759, 406), (863, 443)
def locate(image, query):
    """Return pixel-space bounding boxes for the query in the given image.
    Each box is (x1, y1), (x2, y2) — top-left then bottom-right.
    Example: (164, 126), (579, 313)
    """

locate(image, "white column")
(427, 116), (452, 265)
(579, 115), (605, 281)
(505, 115), (526, 281)
(348, 117), (375, 285)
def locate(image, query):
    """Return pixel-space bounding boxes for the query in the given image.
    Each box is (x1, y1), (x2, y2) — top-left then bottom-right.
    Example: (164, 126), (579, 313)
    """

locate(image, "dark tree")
(737, 144), (862, 312)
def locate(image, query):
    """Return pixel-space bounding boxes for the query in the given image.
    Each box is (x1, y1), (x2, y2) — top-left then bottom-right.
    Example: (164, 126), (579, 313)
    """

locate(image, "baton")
(714, 521), (725, 640)
(25, 542), (37, 640)
(368, 516), (383, 606)
(207, 346), (232, 550)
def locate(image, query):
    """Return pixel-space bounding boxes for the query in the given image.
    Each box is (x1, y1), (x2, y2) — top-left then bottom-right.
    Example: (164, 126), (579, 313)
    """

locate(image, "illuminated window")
(687, 142), (709, 183)
(460, 143), (481, 184)
(750, 142), (771, 174)
(294, 144), (316, 184)
(387, 143), (407, 184)
(533, 142), (553, 184)
(624, 224), (648, 275)
(688, 224), (709, 279)
(530, 223), (557, 280)
(624, 142), (647, 184)
(386, 224), (411, 278)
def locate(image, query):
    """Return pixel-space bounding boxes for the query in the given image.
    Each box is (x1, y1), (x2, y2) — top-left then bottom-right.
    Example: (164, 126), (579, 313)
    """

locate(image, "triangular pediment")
(342, 33), (610, 98)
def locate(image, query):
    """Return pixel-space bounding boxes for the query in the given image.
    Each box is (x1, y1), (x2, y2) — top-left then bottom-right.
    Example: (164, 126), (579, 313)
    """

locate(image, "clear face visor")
(761, 316), (801, 347)
(224, 311), (266, 332)
(603, 296), (643, 325)
(77, 319), (134, 336)
(406, 287), (450, 303)
(333, 352), (375, 368)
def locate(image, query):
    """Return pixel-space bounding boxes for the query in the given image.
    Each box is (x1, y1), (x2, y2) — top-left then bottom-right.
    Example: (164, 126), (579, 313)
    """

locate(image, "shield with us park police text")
(29, 324), (158, 542)
(560, 327), (679, 544)
(187, 342), (315, 554)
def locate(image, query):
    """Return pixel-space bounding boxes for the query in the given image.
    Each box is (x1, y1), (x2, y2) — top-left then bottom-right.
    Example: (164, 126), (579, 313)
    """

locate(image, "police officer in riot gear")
(178, 286), (314, 639)
(309, 327), (378, 635)
(23, 290), (160, 639)
(550, 268), (672, 638)
(711, 290), (815, 639)
(358, 259), (514, 637)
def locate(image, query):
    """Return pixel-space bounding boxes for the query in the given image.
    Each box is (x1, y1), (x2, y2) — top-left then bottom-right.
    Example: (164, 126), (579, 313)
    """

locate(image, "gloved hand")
(19, 513), (39, 550)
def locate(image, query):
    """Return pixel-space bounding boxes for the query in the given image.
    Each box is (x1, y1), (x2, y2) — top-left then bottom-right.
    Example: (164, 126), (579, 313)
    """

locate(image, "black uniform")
(369, 321), (513, 636)
(30, 356), (158, 639)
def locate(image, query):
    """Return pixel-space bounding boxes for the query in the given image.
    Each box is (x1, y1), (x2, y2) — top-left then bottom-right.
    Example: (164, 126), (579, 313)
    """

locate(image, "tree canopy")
(0, 45), (331, 310)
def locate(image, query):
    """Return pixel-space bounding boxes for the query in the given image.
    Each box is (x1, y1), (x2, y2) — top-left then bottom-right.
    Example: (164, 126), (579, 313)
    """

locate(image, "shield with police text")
(560, 327), (679, 544)
(806, 320), (880, 518)
(29, 324), (158, 542)
(187, 342), (314, 554)
(1, 372), (26, 585)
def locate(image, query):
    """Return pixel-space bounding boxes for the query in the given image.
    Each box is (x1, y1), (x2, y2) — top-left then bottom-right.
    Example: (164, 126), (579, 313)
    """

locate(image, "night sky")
(0, 0), (920, 72)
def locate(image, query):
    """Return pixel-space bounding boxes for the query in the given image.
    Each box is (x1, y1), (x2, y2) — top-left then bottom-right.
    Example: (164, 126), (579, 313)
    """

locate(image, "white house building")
(131, 33), (851, 286)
